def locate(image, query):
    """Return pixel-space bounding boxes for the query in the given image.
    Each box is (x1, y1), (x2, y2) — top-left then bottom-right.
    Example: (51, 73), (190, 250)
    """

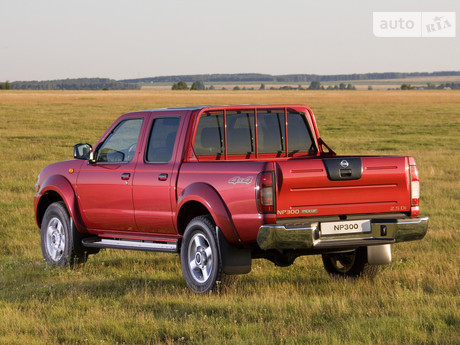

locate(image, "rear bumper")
(257, 216), (428, 251)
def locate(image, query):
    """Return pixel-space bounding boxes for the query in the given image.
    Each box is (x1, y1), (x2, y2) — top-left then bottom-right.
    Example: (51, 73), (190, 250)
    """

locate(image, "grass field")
(0, 90), (459, 344)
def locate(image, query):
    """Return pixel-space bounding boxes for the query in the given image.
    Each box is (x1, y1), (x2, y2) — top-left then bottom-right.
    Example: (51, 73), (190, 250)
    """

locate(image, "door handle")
(158, 173), (168, 181)
(121, 173), (131, 180)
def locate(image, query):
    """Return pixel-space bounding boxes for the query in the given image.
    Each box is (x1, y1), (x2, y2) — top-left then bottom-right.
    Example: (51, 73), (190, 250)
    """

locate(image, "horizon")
(6, 70), (460, 83)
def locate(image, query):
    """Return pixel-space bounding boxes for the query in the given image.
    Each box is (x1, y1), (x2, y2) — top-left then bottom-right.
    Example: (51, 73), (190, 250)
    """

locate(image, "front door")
(76, 116), (145, 231)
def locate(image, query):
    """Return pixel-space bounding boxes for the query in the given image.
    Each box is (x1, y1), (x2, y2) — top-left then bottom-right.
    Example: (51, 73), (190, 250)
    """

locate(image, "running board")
(82, 237), (178, 253)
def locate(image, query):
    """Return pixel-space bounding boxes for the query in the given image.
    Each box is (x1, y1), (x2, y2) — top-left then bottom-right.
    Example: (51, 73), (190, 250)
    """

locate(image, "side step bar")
(82, 237), (178, 253)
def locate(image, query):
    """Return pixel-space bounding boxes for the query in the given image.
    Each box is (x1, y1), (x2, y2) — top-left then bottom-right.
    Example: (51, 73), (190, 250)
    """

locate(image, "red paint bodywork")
(34, 105), (419, 245)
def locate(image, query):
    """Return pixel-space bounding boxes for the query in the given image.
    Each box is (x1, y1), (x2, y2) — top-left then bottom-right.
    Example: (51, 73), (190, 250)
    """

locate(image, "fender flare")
(176, 182), (242, 245)
(35, 175), (87, 233)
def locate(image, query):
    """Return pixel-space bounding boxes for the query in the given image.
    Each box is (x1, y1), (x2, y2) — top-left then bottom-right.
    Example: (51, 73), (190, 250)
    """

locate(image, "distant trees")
(171, 81), (188, 90)
(400, 82), (460, 90)
(401, 84), (414, 90)
(346, 83), (356, 90)
(121, 71), (460, 84)
(332, 83), (356, 90)
(190, 80), (205, 90)
(7, 73), (460, 91)
(11, 78), (139, 90)
(171, 80), (359, 91)
(426, 82), (460, 90)
(196, 80), (205, 90)
(173, 80), (208, 90)
(0, 81), (12, 89)
(305, 81), (355, 90)
(308, 81), (322, 90)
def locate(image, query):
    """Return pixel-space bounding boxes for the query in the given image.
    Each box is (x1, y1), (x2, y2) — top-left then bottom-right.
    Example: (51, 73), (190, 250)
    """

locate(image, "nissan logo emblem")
(340, 160), (349, 168)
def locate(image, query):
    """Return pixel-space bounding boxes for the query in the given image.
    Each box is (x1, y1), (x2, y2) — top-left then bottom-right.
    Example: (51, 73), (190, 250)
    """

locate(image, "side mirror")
(74, 143), (93, 160)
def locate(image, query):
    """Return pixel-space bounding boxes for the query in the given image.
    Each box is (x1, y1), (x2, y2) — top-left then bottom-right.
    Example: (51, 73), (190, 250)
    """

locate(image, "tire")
(40, 201), (88, 267)
(322, 247), (379, 279)
(180, 216), (226, 293)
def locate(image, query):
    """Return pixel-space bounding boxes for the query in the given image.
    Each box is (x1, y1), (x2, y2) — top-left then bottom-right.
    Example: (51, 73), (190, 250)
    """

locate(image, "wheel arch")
(176, 183), (241, 245)
(35, 175), (87, 234)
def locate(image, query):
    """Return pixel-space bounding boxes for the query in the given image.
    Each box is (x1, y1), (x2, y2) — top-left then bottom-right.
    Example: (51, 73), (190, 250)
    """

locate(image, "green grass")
(0, 90), (459, 344)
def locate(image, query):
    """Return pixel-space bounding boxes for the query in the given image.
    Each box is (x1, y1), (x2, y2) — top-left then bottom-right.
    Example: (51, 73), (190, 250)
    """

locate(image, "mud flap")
(367, 244), (392, 265)
(217, 227), (251, 275)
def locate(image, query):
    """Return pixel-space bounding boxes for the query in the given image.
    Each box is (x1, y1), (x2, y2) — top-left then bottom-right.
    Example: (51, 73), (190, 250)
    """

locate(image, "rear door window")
(146, 117), (181, 163)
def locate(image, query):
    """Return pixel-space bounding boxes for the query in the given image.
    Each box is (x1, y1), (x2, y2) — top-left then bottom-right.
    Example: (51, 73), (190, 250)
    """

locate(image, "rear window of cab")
(193, 108), (316, 160)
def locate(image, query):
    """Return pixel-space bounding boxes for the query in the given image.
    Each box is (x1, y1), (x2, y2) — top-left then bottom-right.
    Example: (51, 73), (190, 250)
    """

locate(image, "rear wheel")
(180, 216), (227, 293)
(41, 201), (88, 267)
(322, 247), (379, 279)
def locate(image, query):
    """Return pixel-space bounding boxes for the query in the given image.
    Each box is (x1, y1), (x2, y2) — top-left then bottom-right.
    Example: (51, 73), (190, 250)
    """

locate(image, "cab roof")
(137, 104), (310, 113)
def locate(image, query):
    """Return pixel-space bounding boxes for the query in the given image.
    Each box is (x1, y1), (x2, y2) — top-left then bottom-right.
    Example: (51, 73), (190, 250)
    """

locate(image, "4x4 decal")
(228, 176), (254, 185)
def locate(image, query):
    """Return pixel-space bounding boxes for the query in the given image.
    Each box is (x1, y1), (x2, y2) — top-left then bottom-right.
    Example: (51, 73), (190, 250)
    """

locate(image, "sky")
(0, 0), (459, 81)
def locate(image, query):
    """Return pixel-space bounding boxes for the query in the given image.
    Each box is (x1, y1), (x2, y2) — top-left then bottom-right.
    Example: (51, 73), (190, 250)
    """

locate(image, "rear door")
(132, 112), (186, 233)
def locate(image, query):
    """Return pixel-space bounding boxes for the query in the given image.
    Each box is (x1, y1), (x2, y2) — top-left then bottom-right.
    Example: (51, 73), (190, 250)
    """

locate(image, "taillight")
(410, 165), (420, 206)
(256, 172), (275, 213)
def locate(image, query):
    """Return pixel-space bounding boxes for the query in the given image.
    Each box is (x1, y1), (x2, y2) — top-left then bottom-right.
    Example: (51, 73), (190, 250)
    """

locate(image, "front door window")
(97, 119), (143, 163)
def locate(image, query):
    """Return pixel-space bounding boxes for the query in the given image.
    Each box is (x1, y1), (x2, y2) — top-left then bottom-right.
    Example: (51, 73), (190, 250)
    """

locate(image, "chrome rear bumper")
(257, 217), (428, 251)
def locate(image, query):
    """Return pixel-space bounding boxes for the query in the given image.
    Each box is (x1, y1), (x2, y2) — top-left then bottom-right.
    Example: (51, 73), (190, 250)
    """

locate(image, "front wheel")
(180, 216), (223, 293)
(322, 247), (379, 279)
(41, 201), (88, 267)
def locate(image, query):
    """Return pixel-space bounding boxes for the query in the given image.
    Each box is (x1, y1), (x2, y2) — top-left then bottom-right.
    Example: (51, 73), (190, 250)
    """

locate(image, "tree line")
(4, 73), (460, 90)
(10, 78), (139, 90)
(0, 81), (12, 89)
(123, 71), (460, 84)
(400, 82), (460, 90)
(172, 81), (357, 91)
(426, 82), (460, 90)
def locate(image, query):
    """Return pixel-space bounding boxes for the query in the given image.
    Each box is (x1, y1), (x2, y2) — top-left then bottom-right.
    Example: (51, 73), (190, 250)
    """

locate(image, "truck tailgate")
(276, 156), (411, 218)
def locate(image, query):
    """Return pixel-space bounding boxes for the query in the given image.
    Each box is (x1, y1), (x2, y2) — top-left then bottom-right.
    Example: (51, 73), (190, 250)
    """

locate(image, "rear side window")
(287, 112), (314, 153)
(194, 112), (224, 156)
(226, 110), (255, 155)
(146, 117), (180, 163)
(193, 108), (315, 159)
(257, 110), (286, 154)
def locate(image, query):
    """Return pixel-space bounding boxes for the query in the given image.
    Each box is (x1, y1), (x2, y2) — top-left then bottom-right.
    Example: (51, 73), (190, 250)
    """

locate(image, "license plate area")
(321, 220), (371, 236)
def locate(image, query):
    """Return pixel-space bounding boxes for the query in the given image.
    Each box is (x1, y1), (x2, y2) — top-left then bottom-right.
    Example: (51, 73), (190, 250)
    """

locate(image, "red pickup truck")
(34, 104), (428, 293)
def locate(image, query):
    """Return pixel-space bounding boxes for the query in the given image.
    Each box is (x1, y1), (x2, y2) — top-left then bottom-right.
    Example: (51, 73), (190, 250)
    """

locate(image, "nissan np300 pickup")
(34, 105), (428, 293)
